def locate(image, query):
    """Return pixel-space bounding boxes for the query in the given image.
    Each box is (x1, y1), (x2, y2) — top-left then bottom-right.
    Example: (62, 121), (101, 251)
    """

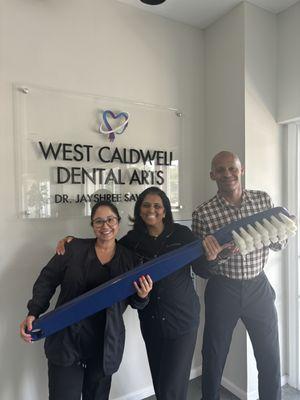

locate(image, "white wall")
(277, 1), (300, 123)
(0, 1), (205, 399)
(203, 4), (248, 394)
(204, 3), (245, 200)
(244, 2), (286, 396)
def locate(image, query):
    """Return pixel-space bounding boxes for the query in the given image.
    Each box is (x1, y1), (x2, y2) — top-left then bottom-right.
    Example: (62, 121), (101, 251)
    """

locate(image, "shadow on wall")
(0, 243), (55, 400)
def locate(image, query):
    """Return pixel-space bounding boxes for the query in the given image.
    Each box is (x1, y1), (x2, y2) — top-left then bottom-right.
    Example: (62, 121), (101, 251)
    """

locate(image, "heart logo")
(99, 110), (130, 142)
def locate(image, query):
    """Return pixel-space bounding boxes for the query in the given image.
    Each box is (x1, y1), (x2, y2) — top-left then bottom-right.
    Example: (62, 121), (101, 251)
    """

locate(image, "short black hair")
(133, 186), (174, 231)
(91, 201), (121, 226)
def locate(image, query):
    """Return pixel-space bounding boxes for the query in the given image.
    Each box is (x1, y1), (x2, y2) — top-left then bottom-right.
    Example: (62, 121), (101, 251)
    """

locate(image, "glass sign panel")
(13, 84), (183, 219)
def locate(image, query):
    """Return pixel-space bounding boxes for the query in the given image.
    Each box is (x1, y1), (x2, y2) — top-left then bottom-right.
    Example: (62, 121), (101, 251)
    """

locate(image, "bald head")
(211, 151), (242, 172)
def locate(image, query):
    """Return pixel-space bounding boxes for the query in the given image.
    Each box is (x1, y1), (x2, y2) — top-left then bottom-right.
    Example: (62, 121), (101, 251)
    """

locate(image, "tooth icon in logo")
(99, 110), (130, 142)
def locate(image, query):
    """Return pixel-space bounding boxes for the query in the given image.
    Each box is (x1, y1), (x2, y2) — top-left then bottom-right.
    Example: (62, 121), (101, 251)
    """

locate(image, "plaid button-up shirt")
(192, 190), (286, 280)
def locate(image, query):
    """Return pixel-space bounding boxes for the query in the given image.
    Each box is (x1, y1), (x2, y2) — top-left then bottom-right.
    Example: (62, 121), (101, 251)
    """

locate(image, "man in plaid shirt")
(192, 151), (286, 400)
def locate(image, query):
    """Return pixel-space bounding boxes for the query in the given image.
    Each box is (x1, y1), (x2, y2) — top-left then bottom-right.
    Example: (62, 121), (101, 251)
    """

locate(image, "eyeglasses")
(141, 202), (164, 210)
(92, 216), (119, 227)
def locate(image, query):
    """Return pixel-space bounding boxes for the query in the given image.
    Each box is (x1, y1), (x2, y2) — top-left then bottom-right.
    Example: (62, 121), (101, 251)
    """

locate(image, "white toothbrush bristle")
(246, 224), (263, 249)
(262, 218), (279, 243)
(227, 212), (297, 257)
(232, 230), (248, 256)
(239, 227), (255, 252)
(279, 213), (297, 236)
(254, 221), (271, 246)
(270, 216), (288, 241)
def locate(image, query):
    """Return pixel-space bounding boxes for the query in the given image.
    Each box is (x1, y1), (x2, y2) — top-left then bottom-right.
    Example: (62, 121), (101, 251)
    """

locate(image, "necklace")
(148, 226), (164, 239)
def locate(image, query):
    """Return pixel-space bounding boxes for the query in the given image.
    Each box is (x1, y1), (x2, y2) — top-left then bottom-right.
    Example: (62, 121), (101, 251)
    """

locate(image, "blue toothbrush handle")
(27, 206), (293, 341)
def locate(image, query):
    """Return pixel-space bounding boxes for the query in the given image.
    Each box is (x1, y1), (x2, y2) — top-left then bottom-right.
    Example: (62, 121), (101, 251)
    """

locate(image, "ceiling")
(116, 0), (299, 28)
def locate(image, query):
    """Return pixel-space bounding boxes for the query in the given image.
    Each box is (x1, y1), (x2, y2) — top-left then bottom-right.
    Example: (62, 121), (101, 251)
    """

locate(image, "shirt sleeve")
(120, 246), (150, 310)
(175, 224), (214, 278)
(192, 209), (207, 239)
(128, 293), (150, 309)
(192, 209), (226, 270)
(27, 246), (71, 318)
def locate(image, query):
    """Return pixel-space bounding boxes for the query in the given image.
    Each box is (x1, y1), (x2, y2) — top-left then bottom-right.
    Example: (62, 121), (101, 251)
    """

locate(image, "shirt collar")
(216, 189), (253, 209)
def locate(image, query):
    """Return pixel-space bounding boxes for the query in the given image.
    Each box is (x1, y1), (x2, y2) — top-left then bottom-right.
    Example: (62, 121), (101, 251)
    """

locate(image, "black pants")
(141, 327), (198, 400)
(201, 272), (281, 400)
(48, 359), (111, 400)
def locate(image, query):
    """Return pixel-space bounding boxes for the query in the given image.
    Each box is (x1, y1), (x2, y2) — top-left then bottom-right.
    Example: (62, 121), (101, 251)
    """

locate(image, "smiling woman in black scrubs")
(119, 186), (208, 400)
(20, 201), (152, 400)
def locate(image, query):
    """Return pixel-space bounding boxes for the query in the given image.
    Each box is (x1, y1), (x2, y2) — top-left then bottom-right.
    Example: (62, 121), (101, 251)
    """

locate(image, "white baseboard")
(221, 376), (249, 400)
(281, 374), (288, 386)
(113, 385), (154, 400)
(190, 365), (202, 380)
(112, 368), (288, 400)
(221, 374), (289, 400)
(113, 366), (202, 400)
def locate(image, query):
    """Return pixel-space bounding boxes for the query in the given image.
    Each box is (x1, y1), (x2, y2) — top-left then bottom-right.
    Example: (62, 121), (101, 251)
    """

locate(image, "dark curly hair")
(133, 186), (174, 232)
(90, 200), (121, 226)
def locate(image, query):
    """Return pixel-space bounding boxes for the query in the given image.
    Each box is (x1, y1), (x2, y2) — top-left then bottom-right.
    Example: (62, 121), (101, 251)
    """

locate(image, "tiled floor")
(144, 377), (300, 399)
